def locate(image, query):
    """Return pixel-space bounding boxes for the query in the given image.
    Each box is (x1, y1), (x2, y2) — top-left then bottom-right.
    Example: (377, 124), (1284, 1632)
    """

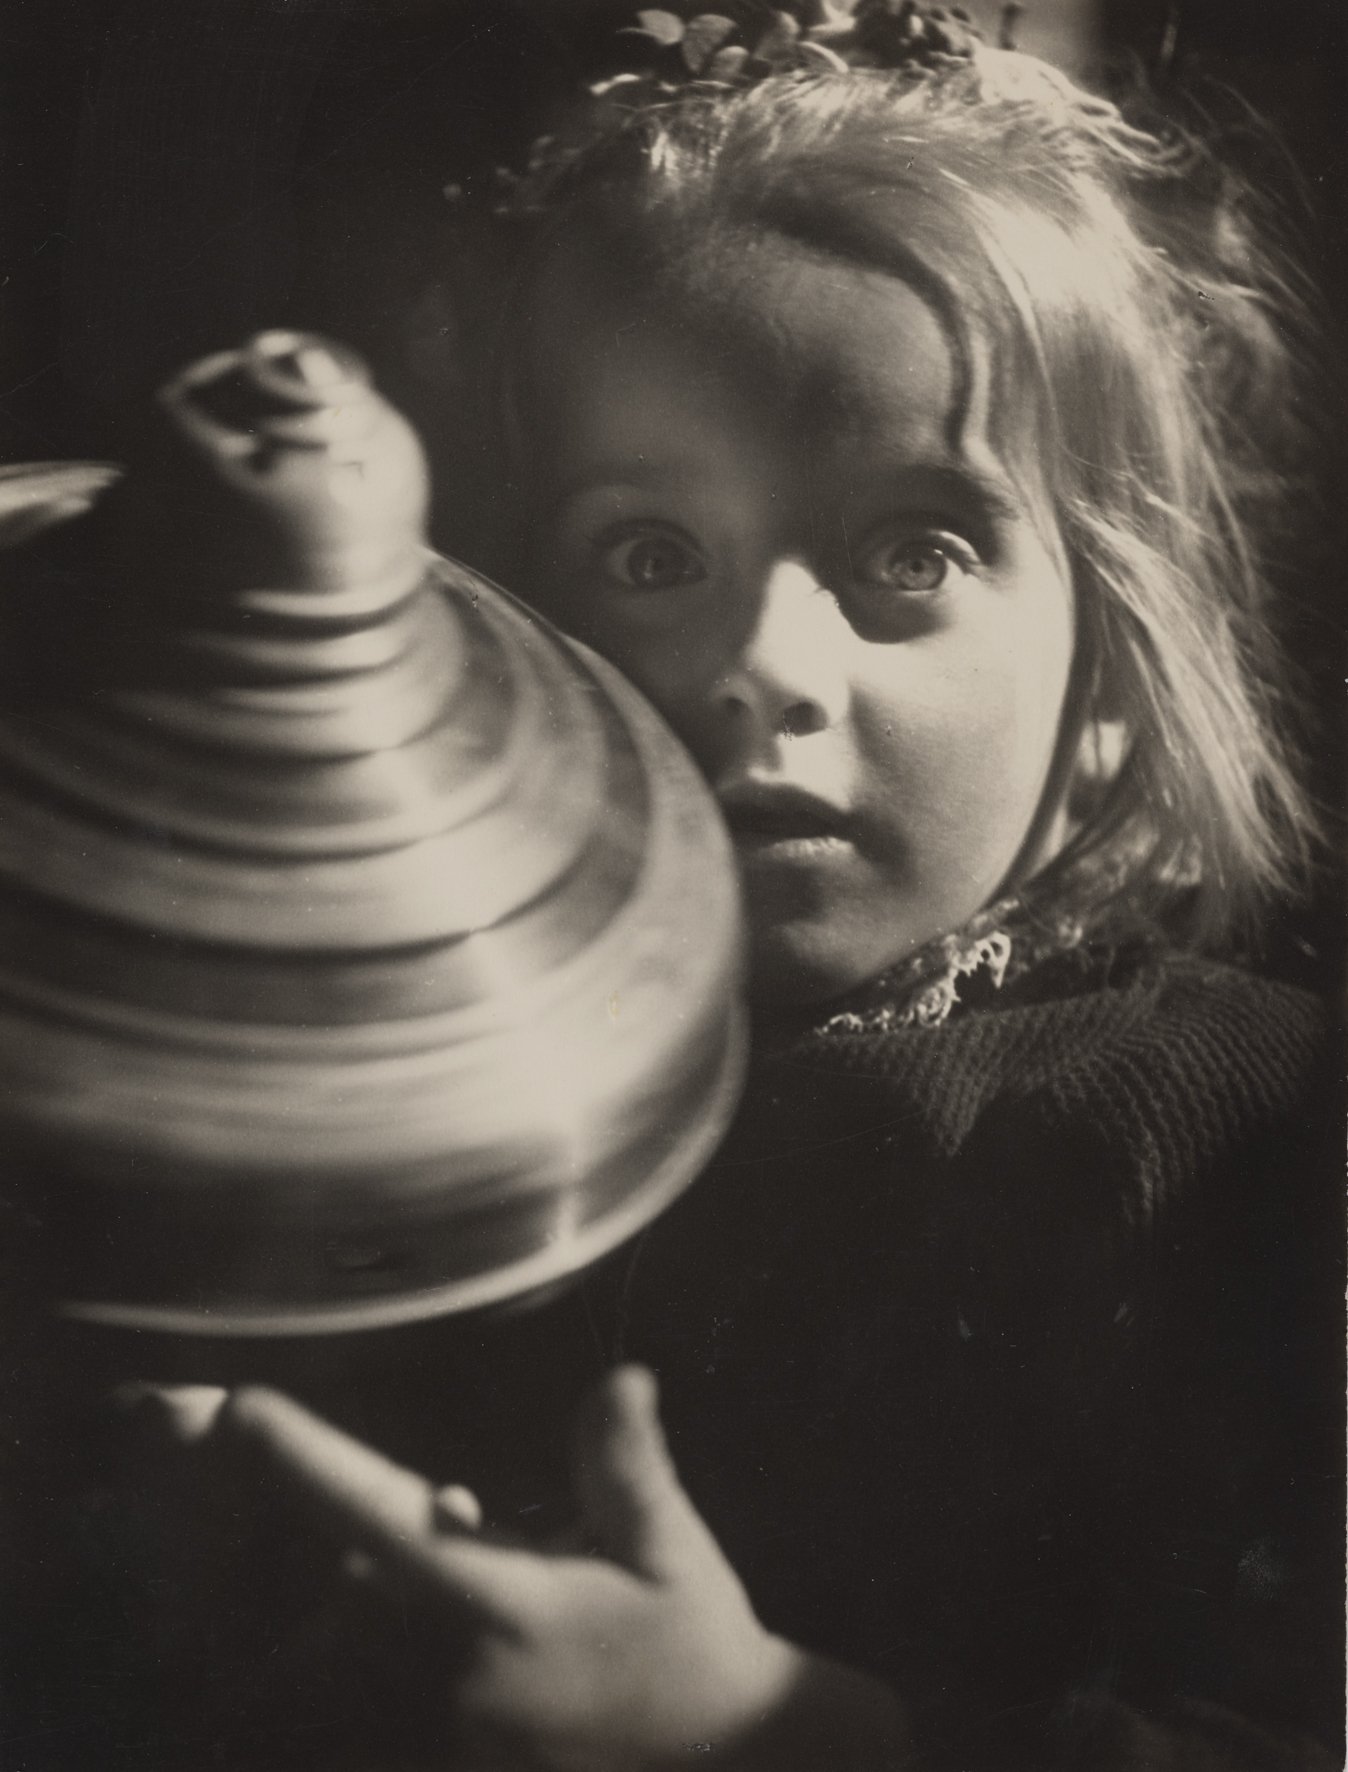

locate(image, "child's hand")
(136, 1366), (911, 1770)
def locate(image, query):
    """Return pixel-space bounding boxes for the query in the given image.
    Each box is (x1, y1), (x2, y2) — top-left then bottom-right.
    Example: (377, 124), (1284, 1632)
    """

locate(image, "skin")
(525, 239), (1078, 1007)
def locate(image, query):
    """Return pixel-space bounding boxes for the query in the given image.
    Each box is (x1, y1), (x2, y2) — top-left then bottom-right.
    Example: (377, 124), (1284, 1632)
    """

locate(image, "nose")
(714, 558), (849, 742)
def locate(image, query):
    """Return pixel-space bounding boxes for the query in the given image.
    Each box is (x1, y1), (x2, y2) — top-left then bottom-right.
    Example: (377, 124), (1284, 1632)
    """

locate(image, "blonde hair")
(505, 56), (1321, 948)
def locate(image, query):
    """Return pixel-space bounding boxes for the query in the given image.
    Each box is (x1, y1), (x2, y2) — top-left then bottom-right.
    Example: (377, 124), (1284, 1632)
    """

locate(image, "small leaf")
(623, 9), (686, 45)
(589, 71), (648, 96)
(797, 36), (850, 69)
(681, 13), (738, 72)
(754, 9), (803, 63)
(707, 42), (752, 78)
(811, 0), (859, 29)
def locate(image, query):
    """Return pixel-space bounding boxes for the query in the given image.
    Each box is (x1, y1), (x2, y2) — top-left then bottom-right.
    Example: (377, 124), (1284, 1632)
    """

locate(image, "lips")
(717, 783), (852, 848)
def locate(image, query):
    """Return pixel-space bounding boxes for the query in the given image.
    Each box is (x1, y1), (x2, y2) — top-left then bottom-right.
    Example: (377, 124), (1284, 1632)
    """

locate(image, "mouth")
(718, 785), (853, 855)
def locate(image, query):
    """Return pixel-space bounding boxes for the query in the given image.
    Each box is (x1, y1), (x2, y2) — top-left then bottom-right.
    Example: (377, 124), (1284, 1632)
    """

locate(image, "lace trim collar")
(815, 898), (1089, 1036)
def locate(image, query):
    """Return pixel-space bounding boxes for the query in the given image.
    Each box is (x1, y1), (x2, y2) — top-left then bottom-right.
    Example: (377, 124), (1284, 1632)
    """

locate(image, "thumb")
(571, 1365), (725, 1584)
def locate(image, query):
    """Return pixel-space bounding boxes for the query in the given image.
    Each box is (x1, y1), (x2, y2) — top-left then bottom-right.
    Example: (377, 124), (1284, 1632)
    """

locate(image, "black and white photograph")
(0, 2), (1343, 1767)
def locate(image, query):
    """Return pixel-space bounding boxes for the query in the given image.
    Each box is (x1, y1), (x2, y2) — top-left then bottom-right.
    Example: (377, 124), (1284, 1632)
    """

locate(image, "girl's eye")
(857, 532), (976, 596)
(598, 527), (706, 592)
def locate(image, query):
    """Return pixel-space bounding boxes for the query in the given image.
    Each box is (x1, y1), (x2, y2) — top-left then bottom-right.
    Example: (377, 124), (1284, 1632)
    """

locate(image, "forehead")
(528, 234), (978, 487)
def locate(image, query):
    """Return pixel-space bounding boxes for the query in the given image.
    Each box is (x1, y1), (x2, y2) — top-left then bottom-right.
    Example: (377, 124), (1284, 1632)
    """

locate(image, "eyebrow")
(544, 460), (705, 518)
(882, 461), (1027, 525)
(547, 456), (1028, 528)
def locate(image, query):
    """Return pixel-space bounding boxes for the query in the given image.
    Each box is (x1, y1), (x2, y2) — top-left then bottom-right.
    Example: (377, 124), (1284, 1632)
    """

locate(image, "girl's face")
(526, 242), (1077, 1006)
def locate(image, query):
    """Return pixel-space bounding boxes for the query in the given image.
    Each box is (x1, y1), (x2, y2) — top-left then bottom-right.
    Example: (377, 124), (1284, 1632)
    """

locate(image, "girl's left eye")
(856, 532), (976, 595)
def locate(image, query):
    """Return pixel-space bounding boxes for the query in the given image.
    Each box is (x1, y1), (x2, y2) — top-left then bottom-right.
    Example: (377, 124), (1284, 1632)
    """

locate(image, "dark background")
(1, 0), (1342, 451)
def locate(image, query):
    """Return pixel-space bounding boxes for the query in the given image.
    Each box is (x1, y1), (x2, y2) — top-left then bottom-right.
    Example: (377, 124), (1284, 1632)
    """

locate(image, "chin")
(744, 924), (911, 1012)
(740, 881), (997, 1010)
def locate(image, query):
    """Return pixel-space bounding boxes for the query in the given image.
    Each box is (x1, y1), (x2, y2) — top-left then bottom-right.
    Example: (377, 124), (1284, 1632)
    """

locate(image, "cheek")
(579, 617), (685, 718)
(1004, 605), (1077, 795)
(966, 644), (1069, 789)
(965, 574), (1075, 785)
(862, 609), (1073, 849)
(562, 601), (727, 752)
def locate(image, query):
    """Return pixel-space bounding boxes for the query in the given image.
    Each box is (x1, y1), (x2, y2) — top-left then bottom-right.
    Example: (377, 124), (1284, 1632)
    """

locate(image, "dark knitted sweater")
(612, 945), (1343, 1769)
(5, 947), (1341, 1770)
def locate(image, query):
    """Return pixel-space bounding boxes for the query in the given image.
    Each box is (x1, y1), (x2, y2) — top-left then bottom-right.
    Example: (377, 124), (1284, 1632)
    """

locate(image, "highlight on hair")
(501, 52), (1321, 950)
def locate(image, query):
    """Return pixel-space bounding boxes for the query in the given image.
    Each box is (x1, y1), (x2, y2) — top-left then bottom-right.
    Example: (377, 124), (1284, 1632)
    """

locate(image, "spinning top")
(0, 332), (745, 1334)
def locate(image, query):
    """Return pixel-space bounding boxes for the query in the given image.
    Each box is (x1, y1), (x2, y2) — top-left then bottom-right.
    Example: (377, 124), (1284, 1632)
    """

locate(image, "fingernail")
(431, 1483), (483, 1532)
(107, 1382), (228, 1445)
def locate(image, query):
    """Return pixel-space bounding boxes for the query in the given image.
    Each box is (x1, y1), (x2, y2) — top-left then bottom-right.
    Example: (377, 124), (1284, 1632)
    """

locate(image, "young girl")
(123, 11), (1340, 1768)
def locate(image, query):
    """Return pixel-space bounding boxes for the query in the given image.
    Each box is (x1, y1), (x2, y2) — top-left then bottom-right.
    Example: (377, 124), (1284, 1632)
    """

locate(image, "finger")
(432, 1484), (484, 1533)
(341, 1484), (484, 1603)
(209, 1390), (561, 1631)
(413, 1526), (575, 1625)
(216, 1386), (439, 1555)
(105, 1381), (228, 1447)
(212, 1389), (553, 1625)
(570, 1364), (724, 1582)
(338, 1527), (557, 1648)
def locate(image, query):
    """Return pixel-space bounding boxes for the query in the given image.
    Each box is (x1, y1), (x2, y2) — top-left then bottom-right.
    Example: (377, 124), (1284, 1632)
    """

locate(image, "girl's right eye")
(596, 526), (706, 592)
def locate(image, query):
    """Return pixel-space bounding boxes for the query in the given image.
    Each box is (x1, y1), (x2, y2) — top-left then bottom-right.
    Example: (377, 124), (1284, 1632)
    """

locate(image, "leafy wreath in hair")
(593, 0), (1017, 91)
(443, 2), (1040, 216)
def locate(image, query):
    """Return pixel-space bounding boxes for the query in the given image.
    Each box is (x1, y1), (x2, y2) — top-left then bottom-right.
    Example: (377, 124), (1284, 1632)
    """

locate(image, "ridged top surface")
(0, 333), (744, 1333)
